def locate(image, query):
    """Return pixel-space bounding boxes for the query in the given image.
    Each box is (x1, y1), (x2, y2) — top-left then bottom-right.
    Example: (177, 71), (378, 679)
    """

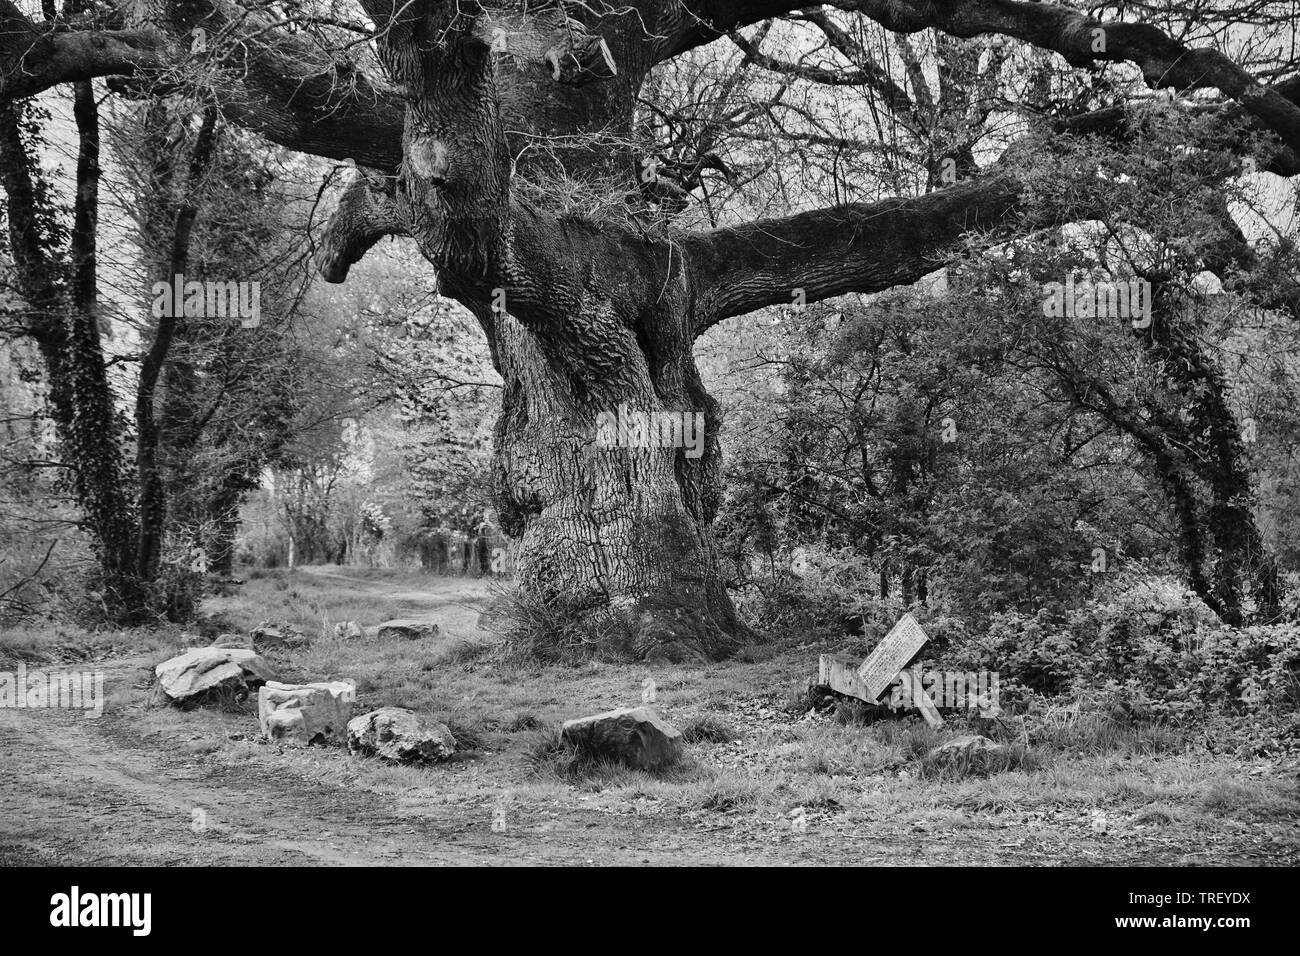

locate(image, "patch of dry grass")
(680, 714), (738, 743)
(0, 623), (173, 667)
(204, 565), (487, 642)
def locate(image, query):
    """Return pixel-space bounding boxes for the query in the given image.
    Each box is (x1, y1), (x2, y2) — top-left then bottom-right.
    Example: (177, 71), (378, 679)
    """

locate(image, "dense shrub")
(936, 580), (1300, 716)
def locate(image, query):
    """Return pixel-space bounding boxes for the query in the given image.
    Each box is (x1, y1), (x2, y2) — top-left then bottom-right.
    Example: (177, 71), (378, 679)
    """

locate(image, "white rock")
(347, 707), (457, 763)
(333, 621), (364, 640)
(927, 734), (1005, 759)
(155, 647), (274, 702)
(258, 680), (356, 746)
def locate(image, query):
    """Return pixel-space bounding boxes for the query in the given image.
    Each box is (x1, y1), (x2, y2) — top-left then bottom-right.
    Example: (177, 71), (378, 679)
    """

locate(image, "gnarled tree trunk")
(487, 298), (743, 659)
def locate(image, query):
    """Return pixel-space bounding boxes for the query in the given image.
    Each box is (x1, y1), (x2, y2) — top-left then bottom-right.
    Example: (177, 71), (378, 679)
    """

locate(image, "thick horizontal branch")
(3, 1), (627, 171)
(315, 169), (407, 283)
(655, 1), (1300, 163)
(683, 68), (1300, 333)
(0, 1), (407, 168)
(0, 2), (162, 100)
(204, 18), (405, 170)
(683, 173), (1026, 327)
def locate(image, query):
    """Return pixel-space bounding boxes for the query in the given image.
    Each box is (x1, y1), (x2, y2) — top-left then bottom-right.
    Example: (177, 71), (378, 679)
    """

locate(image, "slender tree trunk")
(1138, 286), (1281, 624)
(0, 95), (146, 616)
(134, 109), (219, 585)
(1052, 316), (1281, 626)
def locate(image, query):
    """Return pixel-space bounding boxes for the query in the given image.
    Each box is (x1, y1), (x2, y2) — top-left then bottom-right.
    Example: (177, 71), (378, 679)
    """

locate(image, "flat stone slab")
(820, 653), (878, 702)
(377, 619), (439, 640)
(928, 734), (1004, 760)
(155, 647), (275, 702)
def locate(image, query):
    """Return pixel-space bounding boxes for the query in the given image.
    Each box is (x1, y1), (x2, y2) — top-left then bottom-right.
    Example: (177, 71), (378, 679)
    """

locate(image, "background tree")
(0, 32), (324, 619)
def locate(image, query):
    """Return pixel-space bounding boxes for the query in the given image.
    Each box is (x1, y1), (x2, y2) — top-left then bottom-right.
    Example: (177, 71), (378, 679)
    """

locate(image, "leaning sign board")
(817, 613), (943, 729)
(856, 612), (929, 703)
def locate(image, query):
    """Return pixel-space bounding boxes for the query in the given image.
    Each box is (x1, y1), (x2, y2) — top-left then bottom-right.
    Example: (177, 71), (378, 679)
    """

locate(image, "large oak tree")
(4, 0), (1298, 652)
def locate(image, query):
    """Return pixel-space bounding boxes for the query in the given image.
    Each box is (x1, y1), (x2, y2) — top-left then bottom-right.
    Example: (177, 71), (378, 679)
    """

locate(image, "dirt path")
(292, 566), (489, 609)
(3, 662), (1294, 866)
(0, 698), (824, 866)
(273, 566), (490, 640)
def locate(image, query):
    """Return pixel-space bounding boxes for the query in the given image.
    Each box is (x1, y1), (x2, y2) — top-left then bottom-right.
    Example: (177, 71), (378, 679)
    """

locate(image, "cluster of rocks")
(152, 632), (460, 765)
(153, 627), (686, 772)
(199, 617), (443, 648)
(325, 619), (439, 641)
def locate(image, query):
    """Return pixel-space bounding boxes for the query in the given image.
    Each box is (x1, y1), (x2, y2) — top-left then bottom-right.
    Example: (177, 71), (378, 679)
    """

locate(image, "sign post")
(819, 612), (944, 728)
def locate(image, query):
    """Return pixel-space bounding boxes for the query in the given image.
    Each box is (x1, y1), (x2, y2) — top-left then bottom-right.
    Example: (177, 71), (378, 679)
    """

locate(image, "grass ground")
(1, 566), (1297, 865)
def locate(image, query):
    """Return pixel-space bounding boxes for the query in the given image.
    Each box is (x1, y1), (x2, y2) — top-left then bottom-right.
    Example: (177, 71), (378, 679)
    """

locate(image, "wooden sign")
(818, 653), (875, 702)
(856, 612), (928, 703)
(897, 667), (944, 729)
(817, 614), (943, 728)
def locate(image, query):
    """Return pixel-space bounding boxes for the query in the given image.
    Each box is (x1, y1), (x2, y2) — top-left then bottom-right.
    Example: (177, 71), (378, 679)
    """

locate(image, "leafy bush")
(937, 580), (1300, 717)
(1192, 623), (1300, 713)
(943, 609), (1083, 697)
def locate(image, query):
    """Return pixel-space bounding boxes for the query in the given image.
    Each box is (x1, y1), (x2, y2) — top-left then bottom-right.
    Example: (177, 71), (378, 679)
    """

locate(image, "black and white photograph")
(0, 0), (1296, 906)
